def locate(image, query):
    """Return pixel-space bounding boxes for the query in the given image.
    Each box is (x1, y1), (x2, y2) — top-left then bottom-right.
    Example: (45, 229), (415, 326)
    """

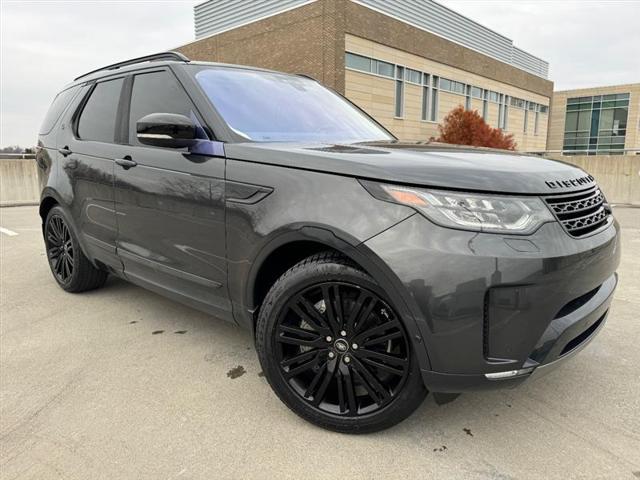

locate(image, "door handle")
(115, 156), (137, 170)
(58, 146), (72, 157)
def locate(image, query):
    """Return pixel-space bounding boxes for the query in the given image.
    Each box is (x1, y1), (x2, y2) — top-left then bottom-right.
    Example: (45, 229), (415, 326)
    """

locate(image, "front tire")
(255, 252), (427, 433)
(44, 206), (107, 293)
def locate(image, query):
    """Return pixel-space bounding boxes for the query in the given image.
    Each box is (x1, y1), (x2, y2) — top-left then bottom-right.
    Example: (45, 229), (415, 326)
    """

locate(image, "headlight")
(361, 181), (555, 235)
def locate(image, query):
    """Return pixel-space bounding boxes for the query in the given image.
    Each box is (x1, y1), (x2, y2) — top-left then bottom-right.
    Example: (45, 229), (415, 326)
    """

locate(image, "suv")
(36, 52), (620, 433)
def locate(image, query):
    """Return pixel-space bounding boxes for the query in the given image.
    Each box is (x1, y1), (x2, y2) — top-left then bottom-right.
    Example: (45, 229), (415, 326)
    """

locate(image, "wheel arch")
(245, 225), (432, 371)
(39, 188), (64, 225)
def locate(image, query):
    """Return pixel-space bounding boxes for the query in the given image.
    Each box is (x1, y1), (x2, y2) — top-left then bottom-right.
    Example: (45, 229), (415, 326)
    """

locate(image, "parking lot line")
(0, 227), (19, 236)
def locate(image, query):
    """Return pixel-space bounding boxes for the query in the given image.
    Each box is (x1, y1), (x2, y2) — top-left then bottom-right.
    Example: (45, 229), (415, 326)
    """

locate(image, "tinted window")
(77, 78), (124, 143)
(128, 71), (200, 145)
(40, 86), (80, 134)
(193, 67), (392, 143)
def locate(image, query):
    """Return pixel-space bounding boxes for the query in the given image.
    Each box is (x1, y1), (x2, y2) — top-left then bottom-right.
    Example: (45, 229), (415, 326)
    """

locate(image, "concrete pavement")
(1, 206), (639, 479)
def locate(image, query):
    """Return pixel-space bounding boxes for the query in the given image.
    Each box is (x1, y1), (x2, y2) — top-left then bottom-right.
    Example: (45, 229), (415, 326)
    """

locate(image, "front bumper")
(363, 214), (621, 393)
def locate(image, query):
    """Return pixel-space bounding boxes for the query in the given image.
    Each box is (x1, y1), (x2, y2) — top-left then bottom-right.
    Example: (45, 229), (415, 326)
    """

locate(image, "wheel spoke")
(47, 233), (61, 246)
(53, 254), (64, 275)
(343, 367), (358, 414)
(53, 218), (64, 240)
(353, 319), (400, 345)
(291, 297), (330, 333)
(362, 330), (403, 347)
(350, 359), (390, 403)
(356, 348), (408, 368)
(346, 291), (376, 332)
(336, 371), (346, 413)
(304, 359), (329, 398)
(353, 299), (378, 333)
(63, 255), (71, 279)
(332, 285), (345, 328)
(284, 353), (320, 379)
(320, 285), (341, 333)
(276, 325), (323, 348)
(350, 364), (383, 404)
(311, 361), (336, 406)
(280, 349), (319, 368)
(360, 357), (405, 377)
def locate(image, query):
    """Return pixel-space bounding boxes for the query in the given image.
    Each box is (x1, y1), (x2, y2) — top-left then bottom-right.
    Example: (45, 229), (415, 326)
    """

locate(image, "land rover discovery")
(36, 52), (620, 433)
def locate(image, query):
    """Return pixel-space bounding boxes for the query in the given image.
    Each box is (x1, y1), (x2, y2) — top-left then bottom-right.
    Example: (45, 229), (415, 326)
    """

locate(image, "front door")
(113, 69), (230, 319)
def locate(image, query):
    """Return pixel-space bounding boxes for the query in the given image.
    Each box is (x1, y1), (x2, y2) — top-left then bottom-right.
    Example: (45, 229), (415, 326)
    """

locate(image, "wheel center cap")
(334, 339), (349, 353)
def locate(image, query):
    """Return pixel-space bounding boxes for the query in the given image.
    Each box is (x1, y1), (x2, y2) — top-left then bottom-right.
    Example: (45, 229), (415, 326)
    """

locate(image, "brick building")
(177, 0), (553, 151)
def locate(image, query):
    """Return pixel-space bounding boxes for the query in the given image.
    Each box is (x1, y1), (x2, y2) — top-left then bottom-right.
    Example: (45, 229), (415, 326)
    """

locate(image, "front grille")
(544, 186), (610, 237)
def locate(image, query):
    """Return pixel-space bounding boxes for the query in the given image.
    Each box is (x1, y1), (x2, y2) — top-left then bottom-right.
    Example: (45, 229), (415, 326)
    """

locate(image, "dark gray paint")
(35, 59), (621, 393)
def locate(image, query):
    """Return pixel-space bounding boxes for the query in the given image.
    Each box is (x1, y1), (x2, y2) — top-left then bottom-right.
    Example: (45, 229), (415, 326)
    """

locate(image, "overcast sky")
(1, 0), (638, 147)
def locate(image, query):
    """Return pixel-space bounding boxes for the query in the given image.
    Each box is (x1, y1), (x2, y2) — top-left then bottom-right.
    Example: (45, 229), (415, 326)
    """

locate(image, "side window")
(77, 78), (124, 143)
(129, 71), (205, 145)
(40, 86), (81, 135)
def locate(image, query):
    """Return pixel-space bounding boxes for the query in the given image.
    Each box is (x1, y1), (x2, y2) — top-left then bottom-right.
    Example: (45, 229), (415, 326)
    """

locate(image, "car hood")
(223, 142), (595, 195)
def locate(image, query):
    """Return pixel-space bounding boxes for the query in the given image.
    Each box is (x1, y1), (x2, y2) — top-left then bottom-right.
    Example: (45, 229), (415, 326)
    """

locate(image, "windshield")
(191, 66), (393, 143)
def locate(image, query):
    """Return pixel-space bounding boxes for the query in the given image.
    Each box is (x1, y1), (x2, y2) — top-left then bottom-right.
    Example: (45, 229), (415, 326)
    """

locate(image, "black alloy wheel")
(256, 252), (426, 433)
(46, 214), (74, 284)
(276, 282), (410, 416)
(44, 206), (108, 292)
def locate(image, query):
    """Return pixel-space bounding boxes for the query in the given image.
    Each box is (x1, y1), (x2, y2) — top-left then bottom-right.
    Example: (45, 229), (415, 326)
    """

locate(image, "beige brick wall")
(177, 1), (346, 91)
(548, 83), (640, 152)
(345, 35), (550, 148)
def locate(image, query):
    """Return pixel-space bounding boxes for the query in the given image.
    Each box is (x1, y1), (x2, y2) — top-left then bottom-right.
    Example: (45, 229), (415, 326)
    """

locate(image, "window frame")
(72, 75), (128, 145)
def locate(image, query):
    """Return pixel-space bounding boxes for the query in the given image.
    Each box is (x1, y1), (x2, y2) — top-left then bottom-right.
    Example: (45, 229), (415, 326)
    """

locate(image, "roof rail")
(74, 51), (190, 81)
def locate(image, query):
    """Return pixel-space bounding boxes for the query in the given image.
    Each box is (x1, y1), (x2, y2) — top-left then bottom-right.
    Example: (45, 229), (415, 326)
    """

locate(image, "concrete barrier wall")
(0, 158), (40, 206)
(1, 154), (638, 207)
(546, 154), (640, 206)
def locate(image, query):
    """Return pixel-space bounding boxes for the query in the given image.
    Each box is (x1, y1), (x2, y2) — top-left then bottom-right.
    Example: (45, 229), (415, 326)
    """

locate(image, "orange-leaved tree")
(435, 105), (516, 150)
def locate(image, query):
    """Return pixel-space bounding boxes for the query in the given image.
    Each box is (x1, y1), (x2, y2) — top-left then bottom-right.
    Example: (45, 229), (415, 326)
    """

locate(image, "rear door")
(112, 68), (231, 319)
(60, 76), (126, 272)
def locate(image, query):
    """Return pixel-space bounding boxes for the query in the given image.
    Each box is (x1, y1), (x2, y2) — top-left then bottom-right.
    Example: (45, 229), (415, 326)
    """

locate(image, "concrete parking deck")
(1, 206), (639, 479)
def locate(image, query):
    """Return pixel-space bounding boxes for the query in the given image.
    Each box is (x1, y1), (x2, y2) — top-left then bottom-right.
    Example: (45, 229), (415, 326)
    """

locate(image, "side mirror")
(136, 113), (198, 148)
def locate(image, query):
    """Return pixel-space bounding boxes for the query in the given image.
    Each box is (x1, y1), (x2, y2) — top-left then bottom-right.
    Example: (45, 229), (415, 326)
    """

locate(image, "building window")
(510, 97), (525, 109)
(373, 59), (394, 78)
(534, 109), (539, 135)
(563, 93), (629, 154)
(471, 86), (482, 99)
(482, 89), (488, 121)
(345, 52), (371, 72)
(395, 66), (404, 118)
(430, 76), (439, 121)
(489, 91), (500, 103)
(406, 68), (421, 84)
(498, 94), (504, 128)
(421, 73), (430, 121)
(502, 96), (509, 130)
(524, 101), (529, 133)
(440, 77), (465, 95)
(345, 52), (394, 78)
(465, 85), (471, 110)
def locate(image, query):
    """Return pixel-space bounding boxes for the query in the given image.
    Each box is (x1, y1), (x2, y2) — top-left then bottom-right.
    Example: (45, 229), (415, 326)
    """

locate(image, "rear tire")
(255, 251), (427, 433)
(44, 206), (107, 293)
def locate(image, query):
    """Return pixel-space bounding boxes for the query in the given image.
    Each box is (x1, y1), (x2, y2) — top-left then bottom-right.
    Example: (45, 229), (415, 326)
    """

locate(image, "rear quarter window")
(76, 78), (124, 143)
(39, 86), (81, 135)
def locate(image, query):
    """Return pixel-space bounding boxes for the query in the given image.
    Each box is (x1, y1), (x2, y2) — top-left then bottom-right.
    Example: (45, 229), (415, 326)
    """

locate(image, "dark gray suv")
(36, 52), (620, 433)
